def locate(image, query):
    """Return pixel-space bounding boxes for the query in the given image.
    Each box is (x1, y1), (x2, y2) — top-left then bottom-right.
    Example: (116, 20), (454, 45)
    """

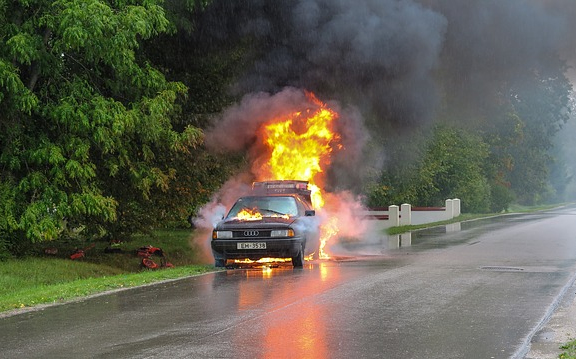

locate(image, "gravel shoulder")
(526, 277), (576, 358)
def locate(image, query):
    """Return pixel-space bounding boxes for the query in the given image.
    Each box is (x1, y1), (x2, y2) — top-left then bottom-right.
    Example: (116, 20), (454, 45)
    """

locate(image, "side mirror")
(304, 210), (315, 217)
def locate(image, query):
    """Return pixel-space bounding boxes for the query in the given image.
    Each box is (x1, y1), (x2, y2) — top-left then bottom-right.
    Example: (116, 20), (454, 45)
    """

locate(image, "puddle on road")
(334, 210), (571, 258)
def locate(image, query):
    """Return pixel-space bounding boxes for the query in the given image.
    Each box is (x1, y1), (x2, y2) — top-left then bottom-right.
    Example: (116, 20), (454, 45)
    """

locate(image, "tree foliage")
(0, 0), (202, 249)
(1, 0), (574, 259)
(504, 64), (572, 204)
(365, 125), (498, 213)
(416, 126), (492, 212)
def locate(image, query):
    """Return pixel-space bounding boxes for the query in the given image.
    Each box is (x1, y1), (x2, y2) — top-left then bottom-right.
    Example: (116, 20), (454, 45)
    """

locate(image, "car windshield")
(227, 196), (298, 219)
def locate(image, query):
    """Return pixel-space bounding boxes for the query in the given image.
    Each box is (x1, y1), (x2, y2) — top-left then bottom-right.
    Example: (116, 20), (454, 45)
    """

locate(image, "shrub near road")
(560, 340), (576, 359)
(0, 229), (214, 314)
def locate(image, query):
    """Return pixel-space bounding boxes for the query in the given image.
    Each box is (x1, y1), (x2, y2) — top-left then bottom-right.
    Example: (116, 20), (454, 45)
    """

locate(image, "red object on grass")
(141, 258), (159, 269)
(70, 250), (85, 260)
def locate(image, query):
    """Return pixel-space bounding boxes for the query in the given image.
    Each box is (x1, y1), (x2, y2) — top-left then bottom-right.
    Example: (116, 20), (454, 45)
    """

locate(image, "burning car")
(211, 180), (319, 267)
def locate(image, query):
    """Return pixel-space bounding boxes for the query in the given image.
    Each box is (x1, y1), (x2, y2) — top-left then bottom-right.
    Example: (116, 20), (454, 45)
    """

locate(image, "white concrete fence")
(361, 199), (461, 230)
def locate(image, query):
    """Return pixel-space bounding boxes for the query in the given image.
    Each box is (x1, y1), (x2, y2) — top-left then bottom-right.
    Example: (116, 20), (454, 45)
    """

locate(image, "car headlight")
(271, 229), (295, 237)
(213, 230), (233, 239)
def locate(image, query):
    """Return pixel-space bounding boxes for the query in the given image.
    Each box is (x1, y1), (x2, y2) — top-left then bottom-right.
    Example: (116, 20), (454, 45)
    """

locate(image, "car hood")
(216, 216), (296, 229)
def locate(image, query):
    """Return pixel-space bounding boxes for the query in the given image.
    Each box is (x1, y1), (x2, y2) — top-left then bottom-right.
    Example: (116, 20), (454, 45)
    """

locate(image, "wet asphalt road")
(2, 206), (576, 359)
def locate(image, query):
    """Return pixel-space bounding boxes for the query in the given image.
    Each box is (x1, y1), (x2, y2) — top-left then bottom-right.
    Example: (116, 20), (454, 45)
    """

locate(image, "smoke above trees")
(196, 0), (576, 204)
(198, 0), (574, 125)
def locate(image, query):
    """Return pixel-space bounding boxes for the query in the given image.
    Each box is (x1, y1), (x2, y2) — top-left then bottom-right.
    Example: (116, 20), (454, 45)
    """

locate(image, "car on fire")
(211, 180), (319, 268)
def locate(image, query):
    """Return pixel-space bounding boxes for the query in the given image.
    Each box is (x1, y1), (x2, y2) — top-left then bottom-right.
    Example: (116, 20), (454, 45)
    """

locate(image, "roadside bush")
(0, 238), (12, 261)
(455, 176), (491, 213)
(0, 178), (17, 259)
(489, 182), (515, 212)
(364, 125), (496, 212)
(560, 339), (576, 359)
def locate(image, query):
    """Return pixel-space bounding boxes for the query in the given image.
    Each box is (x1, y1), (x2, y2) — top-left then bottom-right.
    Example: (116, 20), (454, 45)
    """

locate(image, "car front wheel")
(215, 258), (227, 267)
(292, 245), (304, 268)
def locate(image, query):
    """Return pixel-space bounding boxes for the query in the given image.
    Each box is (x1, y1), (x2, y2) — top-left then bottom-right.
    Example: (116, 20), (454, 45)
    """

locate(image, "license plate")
(237, 242), (266, 250)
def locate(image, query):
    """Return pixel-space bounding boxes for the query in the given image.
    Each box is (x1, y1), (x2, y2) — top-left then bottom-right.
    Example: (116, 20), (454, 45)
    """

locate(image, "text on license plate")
(237, 242), (266, 250)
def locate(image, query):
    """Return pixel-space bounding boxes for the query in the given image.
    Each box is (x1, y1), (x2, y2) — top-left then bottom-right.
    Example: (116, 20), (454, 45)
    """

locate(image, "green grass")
(507, 203), (569, 213)
(386, 213), (496, 235)
(24, 229), (206, 271)
(0, 229), (216, 313)
(560, 339), (576, 359)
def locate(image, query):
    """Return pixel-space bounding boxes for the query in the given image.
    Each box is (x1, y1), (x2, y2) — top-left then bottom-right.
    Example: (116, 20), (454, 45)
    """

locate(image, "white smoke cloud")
(191, 175), (254, 263)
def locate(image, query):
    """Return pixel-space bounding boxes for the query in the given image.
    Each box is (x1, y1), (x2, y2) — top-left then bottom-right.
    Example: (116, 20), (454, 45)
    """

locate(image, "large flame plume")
(258, 95), (338, 204)
(253, 93), (341, 258)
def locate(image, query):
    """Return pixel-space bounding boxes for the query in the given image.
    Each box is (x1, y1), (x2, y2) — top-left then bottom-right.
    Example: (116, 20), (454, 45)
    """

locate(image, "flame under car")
(211, 181), (319, 268)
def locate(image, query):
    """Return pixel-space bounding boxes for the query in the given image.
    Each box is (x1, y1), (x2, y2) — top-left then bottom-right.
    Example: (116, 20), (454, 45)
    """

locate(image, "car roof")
(250, 180), (313, 205)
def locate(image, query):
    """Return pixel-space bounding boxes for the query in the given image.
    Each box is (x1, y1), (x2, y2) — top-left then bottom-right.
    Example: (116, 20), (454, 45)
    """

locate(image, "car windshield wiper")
(260, 209), (286, 216)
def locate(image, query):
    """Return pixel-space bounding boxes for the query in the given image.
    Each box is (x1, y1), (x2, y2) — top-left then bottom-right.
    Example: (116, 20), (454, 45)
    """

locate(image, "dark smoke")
(240, 0), (446, 129)
(199, 0), (449, 189)
(197, 0), (447, 130)
(197, 0), (576, 126)
(193, 0), (576, 256)
(197, 0), (576, 193)
(421, 0), (574, 115)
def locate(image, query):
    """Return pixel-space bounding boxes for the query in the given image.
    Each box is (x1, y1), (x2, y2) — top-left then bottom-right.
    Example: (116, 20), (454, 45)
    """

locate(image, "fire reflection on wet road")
(260, 265), (330, 359)
(220, 262), (339, 359)
(1, 206), (576, 359)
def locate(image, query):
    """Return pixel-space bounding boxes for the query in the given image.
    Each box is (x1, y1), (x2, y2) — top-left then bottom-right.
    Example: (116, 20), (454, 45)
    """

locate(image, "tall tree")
(366, 125), (494, 213)
(505, 62), (572, 204)
(0, 0), (202, 247)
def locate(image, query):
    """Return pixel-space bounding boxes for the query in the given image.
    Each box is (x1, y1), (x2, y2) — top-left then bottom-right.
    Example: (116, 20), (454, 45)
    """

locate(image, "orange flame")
(255, 93), (342, 259)
(234, 258), (292, 264)
(237, 208), (263, 221)
(318, 216), (339, 259)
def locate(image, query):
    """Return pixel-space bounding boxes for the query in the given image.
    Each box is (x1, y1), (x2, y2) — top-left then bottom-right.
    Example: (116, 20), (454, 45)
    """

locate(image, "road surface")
(1, 206), (576, 358)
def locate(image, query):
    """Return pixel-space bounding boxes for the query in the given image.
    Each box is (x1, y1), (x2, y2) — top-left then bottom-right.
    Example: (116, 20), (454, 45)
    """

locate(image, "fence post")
(445, 199), (454, 219)
(400, 203), (411, 226)
(389, 205), (400, 227)
(400, 232), (412, 247)
(453, 198), (461, 217)
(388, 234), (400, 249)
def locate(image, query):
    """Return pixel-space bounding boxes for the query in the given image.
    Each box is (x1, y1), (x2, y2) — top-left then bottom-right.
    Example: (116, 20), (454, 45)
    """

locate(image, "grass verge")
(386, 213), (495, 235)
(560, 339), (576, 359)
(0, 262), (213, 313)
(0, 229), (216, 314)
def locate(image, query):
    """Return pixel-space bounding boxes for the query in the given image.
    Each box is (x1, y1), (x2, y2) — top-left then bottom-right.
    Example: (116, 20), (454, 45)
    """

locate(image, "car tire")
(214, 258), (226, 267)
(292, 245), (304, 268)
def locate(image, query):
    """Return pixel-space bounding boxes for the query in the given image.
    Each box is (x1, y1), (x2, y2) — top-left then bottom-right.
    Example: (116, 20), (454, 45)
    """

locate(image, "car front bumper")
(211, 237), (303, 260)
